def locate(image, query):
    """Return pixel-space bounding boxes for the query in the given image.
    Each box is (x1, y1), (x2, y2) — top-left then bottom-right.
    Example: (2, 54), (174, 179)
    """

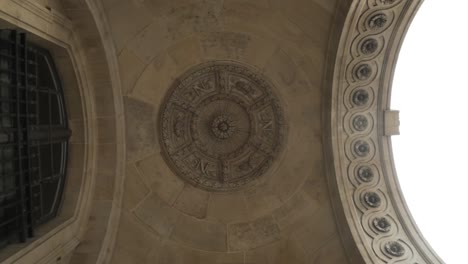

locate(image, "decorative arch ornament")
(328, 0), (444, 263)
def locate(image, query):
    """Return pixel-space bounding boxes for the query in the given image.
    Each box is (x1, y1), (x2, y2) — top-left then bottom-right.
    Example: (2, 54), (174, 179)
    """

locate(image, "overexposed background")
(391, 0), (468, 263)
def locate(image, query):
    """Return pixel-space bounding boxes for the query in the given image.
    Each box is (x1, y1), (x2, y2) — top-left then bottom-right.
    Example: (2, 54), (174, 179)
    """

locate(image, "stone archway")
(0, 0), (448, 263)
(325, 0), (443, 263)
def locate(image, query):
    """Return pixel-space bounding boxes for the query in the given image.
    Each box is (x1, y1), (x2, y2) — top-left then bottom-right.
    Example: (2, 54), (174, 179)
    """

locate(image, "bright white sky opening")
(391, 1), (468, 263)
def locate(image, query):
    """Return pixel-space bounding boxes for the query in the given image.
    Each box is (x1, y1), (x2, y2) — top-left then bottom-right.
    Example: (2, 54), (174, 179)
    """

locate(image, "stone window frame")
(0, 1), (125, 263)
(0, 29), (71, 249)
(0, 6), (87, 264)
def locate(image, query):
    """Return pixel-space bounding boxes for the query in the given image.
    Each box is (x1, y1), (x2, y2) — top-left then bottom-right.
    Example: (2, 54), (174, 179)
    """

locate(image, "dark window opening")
(0, 30), (70, 249)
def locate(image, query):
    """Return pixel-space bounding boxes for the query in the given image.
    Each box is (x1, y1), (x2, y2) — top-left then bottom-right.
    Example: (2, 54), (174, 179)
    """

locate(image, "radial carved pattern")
(160, 62), (285, 191)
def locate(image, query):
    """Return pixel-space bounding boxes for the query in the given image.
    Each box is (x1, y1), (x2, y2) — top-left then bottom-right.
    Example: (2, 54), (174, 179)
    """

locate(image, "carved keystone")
(384, 110), (400, 136)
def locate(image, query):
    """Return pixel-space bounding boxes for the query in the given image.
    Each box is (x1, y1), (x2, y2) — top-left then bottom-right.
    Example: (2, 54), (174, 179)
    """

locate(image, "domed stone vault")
(1, 0), (444, 263)
(1, 0), (433, 263)
(110, 0), (349, 263)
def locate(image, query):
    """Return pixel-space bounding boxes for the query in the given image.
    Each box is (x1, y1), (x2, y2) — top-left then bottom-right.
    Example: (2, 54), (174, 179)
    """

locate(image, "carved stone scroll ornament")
(329, 0), (444, 263)
(160, 62), (285, 192)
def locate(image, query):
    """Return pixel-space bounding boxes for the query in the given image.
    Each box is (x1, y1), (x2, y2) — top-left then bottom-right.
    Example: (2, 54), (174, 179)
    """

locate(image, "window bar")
(0, 31), (15, 246)
(29, 128), (70, 142)
(33, 49), (41, 224)
(1, 30), (70, 247)
(34, 50), (38, 128)
(48, 57), (53, 208)
(23, 34), (34, 238)
(13, 30), (28, 242)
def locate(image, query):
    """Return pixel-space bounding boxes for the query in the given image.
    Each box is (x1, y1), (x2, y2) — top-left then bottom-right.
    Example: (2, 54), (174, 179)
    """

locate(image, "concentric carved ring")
(160, 62), (286, 191)
(373, 217), (391, 233)
(385, 241), (406, 257)
(354, 140), (371, 157)
(364, 191), (382, 208)
(369, 13), (388, 29)
(355, 64), (373, 81)
(211, 114), (236, 139)
(352, 89), (370, 106)
(361, 38), (379, 55)
(357, 165), (374, 182)
(353, 115), (369, 131)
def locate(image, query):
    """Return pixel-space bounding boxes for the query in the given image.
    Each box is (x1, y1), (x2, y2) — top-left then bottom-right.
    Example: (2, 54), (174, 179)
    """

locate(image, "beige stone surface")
(170, 213), (227, 252)
(167, 36), (204, 73)
(173, 186), (210, 219)
(110, 212), (162, 264)
(124, 97), (157, 161)
(228, 215), (281, 251)
(0, 0), (361, 263)
(132, 53), (178, 105)
(118, 49), (146, 95)
(207, 192), (249, 224)
(134, 193), (181, 238)
(122, 164), (150, 211)
(104, 0), (350, 262)
(156, 242), (244, 264)
(4, 0), (444, 263)
(245, 239), (307, 264)
(135, 153), (184, 205)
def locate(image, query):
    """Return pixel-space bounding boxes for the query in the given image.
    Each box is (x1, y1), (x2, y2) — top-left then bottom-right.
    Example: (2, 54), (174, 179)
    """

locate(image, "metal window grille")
(0, 30), (70, 248)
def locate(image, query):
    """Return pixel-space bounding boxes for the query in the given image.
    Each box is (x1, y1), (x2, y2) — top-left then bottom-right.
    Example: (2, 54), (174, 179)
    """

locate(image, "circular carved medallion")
(160, 62), (286, 191)
(385, 241), (405, 257)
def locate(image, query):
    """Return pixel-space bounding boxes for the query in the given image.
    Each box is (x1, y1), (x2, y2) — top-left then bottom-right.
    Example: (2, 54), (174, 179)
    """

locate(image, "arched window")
(0, 30), (70, 248)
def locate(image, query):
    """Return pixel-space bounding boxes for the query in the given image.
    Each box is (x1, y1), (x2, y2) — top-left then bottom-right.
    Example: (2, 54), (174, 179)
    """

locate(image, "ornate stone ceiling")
(0, 0), (445, 263)
(106, 0), (352, 263)
(160, 61), (286, 192)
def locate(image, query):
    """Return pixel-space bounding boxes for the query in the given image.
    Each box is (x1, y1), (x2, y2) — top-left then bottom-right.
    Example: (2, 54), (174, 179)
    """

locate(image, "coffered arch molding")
(326, 0), (444, 263)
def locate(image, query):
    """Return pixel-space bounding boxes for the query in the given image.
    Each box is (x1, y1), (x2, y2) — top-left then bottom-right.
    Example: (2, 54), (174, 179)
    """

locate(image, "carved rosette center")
(385, 241), (405, 257)
(211, 114), (236, 139)
(160, 62), (286, 191)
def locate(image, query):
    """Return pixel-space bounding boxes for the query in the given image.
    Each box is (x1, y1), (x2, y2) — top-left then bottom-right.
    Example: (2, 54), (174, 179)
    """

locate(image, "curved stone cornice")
(83, 1), (126, 263)
(329, 0), (444, 263)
